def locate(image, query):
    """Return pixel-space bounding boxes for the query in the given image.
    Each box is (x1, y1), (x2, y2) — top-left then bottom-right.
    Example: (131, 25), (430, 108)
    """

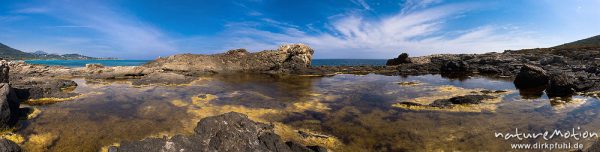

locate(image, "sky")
(0, 0), (599, 59)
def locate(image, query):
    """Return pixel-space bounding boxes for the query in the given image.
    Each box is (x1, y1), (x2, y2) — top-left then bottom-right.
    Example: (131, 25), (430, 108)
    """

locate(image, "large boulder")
(386, 53), (411, 66)
(514, 65), (549, 89)
(0, 139), (21, 152)
(546, 73), (576, 97)
(143, 44), (314, 74)
(115, 112), (326, 152)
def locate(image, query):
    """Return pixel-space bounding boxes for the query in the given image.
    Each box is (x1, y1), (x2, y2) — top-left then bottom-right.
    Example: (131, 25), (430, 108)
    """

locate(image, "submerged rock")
(144, 44), (314, 74)
(386, 53), (411, 66)
(430, 95), (496, 108)
(115, 112), (326, 152)
(0, 139), (21, 152)
(514, 65), (549, 89)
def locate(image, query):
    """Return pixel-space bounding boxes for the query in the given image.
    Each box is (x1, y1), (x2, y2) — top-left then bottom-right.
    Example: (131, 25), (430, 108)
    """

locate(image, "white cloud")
(21, 1), (177, 59)
(192, 3), (546, 59)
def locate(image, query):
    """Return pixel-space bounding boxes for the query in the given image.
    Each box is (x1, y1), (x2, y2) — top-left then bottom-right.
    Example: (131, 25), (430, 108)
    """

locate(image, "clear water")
(24, 60), (151, 67)
(311, 59), (386, 66)
(25, 59), (387, 67)
(12, 74), (600, 152)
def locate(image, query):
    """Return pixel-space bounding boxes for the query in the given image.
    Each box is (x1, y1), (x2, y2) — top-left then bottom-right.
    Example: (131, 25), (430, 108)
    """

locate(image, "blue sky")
(1, 0), (599, 59)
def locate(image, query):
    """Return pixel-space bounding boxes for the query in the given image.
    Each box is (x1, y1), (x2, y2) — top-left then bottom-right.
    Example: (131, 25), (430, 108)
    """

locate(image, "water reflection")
(10, 74), (600, 151)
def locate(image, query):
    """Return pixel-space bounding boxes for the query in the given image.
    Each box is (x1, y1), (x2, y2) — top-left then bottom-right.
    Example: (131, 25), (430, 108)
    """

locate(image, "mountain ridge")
(0, 42), (113, 60)
(554, 35), (600, 49)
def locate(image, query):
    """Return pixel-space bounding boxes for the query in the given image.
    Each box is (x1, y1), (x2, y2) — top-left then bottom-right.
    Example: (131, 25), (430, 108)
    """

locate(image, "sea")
(24, 59), (387, 67)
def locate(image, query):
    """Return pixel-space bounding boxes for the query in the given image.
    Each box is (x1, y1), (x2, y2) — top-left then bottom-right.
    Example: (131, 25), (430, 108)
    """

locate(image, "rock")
(0, 83), (19, 130)
(386, 53), (411, 66)
(514, 65), (549, 89)
(546, 73), (576, 97)
(116, 112), (327, 152)
(85, 63), (104, 70)
(0, 60), (20, 130)
(540, 56), (567, 65)
(0, 138), (21, 152)
(11, 79), (78, 100)
(0, 61), (8, 83)
(143, 44), (314, 74)
(430, 95), (495, 108)
(440, 61), (469, 73)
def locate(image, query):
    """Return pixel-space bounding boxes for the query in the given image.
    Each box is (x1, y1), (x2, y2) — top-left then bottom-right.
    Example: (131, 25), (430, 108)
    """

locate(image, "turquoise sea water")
(25, 59), (388, 67)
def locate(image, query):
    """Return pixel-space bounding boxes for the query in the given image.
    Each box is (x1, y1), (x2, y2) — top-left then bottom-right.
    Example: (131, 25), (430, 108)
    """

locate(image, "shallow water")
(12, 74), (600, 151)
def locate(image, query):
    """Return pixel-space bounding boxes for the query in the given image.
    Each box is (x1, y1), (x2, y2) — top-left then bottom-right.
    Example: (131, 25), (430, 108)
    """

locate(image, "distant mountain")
(0, 42), (113, 60)
(31, 51), (49, 55)
(554, 35), (600, 49)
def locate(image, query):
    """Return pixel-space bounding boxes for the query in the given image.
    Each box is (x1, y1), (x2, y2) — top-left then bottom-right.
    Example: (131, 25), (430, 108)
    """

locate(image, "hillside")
(554, 35), (600, 49)
(0, 42), (108, 60)
(0, 43), (35, 59)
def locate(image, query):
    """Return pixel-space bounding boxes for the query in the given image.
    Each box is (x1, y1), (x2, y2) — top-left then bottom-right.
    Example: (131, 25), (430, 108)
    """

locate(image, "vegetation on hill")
(0, 42), (111, 60)
(554, 35), (600, 49)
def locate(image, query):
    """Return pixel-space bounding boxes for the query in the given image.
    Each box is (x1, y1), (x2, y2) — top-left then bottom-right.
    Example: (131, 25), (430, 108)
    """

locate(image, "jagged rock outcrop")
(514, 65), (549, 89)
(386, 53), (411, 66)
(143, 44), (314, 74)
(0, 61), (20, 130)
(114, 112), (326, 152)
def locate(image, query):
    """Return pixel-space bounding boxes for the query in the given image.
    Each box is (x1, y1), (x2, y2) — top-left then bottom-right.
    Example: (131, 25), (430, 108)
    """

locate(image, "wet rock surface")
(115, 112), (326, 152)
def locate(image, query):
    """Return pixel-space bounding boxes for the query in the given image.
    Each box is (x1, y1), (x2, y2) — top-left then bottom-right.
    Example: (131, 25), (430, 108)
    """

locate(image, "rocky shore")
(2, 44), (600, 151)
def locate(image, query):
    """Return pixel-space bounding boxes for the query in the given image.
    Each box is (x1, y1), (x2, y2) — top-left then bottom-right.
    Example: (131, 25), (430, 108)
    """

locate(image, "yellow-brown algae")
(24, 133), (59, 152)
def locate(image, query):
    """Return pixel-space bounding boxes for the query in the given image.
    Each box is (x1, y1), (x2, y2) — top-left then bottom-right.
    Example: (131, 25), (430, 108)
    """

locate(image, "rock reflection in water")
(10, 74), (600, 151)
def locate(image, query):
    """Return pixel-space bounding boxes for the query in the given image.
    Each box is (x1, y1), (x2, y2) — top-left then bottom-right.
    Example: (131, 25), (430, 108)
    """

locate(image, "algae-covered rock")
(115, 112), (326, 152)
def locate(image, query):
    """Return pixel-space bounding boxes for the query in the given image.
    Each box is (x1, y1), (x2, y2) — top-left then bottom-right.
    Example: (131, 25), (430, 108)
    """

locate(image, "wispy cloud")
(350, 0), (371, 10)
(12, 7), (49, 14)
(20, 1), (177, 59)
(187, 3), (546, 58)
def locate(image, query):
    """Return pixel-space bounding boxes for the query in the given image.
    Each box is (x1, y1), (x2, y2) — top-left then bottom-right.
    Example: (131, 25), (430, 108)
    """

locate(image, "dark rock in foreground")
(0, 139), (21, 152)
(546, 73), (576, 97)
(115, 112), (326, 152)
(0, 61), (20, 130)
(514, 65), (549, 89)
